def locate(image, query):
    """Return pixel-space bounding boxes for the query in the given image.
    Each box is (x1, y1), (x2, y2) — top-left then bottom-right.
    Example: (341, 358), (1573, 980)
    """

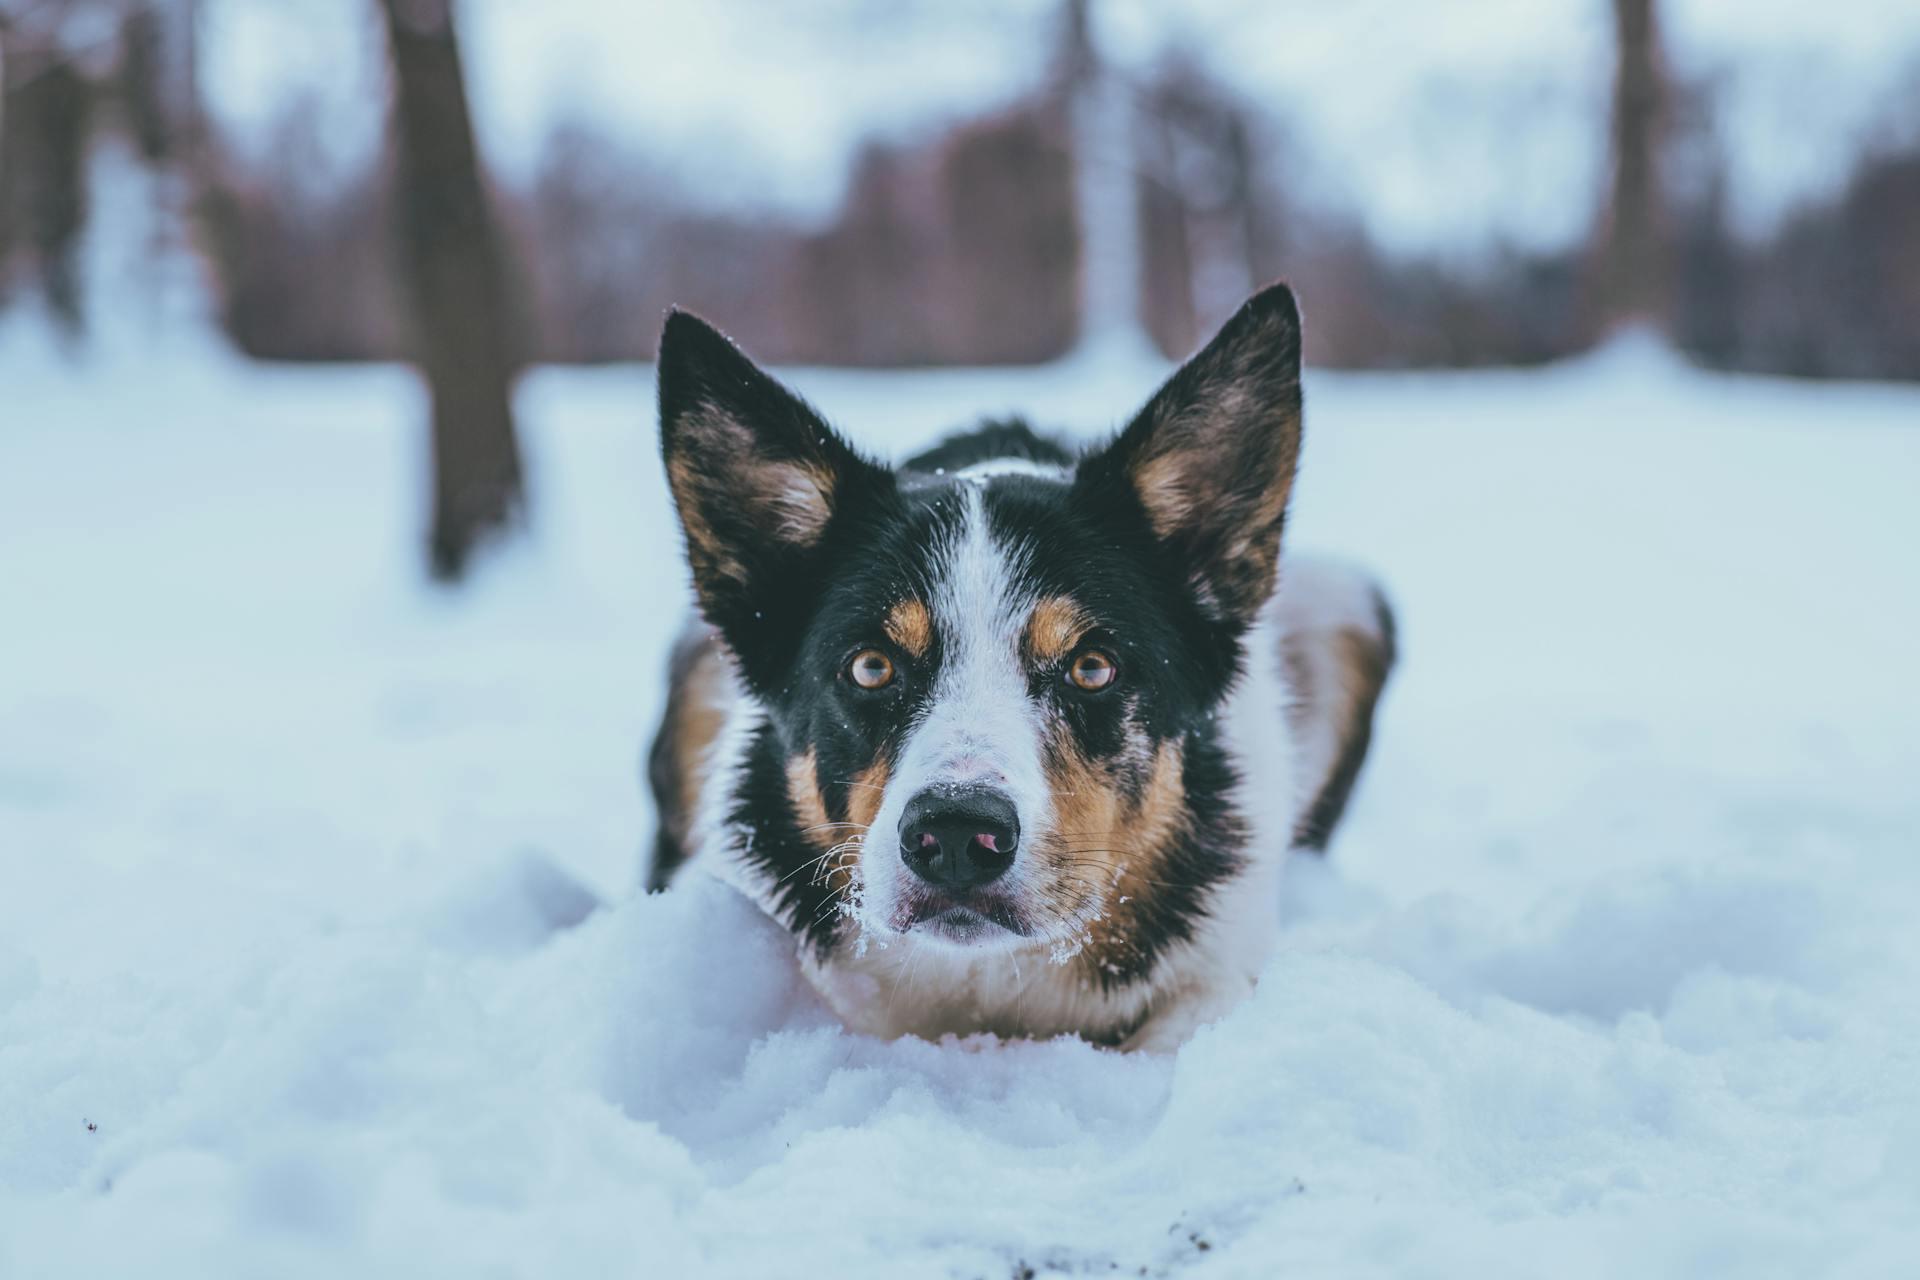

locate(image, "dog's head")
(658, 286), (1302, 960)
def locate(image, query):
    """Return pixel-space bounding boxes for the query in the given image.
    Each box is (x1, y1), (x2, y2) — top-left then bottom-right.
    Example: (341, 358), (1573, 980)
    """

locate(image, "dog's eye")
(847, 649), (895, 690)
(1066, 649), (1118, 692)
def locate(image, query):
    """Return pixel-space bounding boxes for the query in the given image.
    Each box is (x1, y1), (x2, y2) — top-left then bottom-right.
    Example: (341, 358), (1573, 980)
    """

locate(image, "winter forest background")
(5, 3), (1920, 1276)
(6, 0), (1920, 571)
(12, 0), (1920, 372)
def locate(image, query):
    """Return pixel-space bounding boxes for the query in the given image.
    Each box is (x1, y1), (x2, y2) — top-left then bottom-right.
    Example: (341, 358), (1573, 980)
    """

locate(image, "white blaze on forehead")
(916, 486), (1046, 795)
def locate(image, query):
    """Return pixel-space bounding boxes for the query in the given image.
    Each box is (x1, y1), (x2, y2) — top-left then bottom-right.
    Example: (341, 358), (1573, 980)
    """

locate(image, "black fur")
(903, 419), (1075, 474)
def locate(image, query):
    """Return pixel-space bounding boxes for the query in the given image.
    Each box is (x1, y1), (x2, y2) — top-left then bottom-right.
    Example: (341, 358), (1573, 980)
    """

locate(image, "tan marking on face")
(1024, 594), (1093, 666)
(846, 758), (891, 833)
(787, 749), (890, 897)
(1033, 728), (1187, 978)
(821, 756), (887, 898)
(884, 599), (933, 659)
(785, 749), (833, 854)
(833, 758), (890, 899)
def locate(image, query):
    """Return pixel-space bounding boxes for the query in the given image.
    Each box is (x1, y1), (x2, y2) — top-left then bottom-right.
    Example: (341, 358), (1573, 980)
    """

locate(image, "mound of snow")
(3, 345), (1919, 1275)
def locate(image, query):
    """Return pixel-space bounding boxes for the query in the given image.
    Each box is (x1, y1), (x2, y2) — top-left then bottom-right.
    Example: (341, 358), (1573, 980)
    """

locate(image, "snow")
(4, 335), (1920, 1276)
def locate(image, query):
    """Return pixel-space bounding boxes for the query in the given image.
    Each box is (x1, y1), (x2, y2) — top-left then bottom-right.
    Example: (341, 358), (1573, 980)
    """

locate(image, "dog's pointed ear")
(658, 310), (890, 652)
(1076, 283), (1303, 626)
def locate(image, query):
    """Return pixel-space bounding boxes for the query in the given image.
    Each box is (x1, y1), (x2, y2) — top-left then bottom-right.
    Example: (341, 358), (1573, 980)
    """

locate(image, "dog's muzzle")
(897, 786), (1019, 890)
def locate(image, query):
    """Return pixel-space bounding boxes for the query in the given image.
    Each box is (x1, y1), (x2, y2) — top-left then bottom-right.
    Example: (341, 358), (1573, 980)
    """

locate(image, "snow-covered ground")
(3, 340), (1918, 1276)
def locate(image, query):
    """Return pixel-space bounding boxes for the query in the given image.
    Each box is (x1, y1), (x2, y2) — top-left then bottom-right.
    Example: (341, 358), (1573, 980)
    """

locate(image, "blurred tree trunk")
(0, 46), (93, 337)
(1598, 0), (1671, 331)
(118, 4), (173, 165)
(378, 0), (523, 582)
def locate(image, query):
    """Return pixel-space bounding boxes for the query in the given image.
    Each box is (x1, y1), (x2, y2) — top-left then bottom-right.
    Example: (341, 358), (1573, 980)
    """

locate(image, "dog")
(645, 283), (1394, 1051)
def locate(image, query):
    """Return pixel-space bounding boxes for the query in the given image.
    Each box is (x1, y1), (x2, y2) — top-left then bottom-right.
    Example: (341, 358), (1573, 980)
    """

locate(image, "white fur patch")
(853, 487), (1055, 946)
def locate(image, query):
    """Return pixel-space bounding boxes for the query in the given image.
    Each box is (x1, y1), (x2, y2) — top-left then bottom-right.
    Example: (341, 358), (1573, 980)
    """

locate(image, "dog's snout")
(898, 787), (1019, 890)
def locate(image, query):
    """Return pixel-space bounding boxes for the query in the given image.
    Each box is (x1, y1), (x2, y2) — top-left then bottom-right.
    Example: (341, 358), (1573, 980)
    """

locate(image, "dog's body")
(647, 285), (1394, 1050)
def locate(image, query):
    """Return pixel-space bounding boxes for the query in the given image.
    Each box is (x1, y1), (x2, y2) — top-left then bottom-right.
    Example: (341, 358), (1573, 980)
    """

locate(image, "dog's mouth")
(895, 890), (1032, 944)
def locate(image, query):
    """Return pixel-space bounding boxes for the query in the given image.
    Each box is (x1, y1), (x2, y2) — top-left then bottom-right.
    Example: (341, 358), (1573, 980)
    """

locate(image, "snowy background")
(6, 330), (1919, 1274)
(6, 1), (1920, 1275)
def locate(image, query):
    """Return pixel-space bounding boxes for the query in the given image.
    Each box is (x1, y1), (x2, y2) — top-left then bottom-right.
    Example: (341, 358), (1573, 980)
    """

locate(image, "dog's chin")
(893, 890), (1033, 951)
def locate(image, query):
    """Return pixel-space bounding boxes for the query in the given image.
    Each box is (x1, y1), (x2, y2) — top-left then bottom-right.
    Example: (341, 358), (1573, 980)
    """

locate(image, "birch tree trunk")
(1059, 0), (1151, 360)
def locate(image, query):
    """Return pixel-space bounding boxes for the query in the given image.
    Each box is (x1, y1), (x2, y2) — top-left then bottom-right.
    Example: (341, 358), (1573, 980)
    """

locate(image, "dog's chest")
(800, 937), (1157, 1044)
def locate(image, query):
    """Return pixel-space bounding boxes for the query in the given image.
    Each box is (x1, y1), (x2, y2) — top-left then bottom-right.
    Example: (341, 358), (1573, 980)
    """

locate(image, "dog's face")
(658, 287), (1302, 962)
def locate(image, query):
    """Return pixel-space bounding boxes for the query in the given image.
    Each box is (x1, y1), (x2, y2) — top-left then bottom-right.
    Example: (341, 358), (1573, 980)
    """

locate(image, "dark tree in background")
(1597, 0), (1672, 330)
(378, 0), (524, 582)
(0, 51), (93, 337)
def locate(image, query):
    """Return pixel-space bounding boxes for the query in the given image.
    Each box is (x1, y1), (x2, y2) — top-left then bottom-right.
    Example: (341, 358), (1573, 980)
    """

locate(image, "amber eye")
(1066, 649), (1118, 692)
(847, 649), (895, 690)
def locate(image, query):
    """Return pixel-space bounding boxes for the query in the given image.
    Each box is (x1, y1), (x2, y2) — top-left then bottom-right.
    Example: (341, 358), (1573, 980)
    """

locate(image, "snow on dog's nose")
(898, 787), (1020, 890)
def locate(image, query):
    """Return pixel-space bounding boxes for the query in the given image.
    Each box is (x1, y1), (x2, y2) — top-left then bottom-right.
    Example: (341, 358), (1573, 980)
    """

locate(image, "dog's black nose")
(898, 787), (1019, 890)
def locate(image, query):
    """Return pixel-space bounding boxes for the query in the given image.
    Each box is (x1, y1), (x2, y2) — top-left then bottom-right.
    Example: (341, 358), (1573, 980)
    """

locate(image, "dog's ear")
(658, 310), (890, 657)
(1076, 283), (1303, 627)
